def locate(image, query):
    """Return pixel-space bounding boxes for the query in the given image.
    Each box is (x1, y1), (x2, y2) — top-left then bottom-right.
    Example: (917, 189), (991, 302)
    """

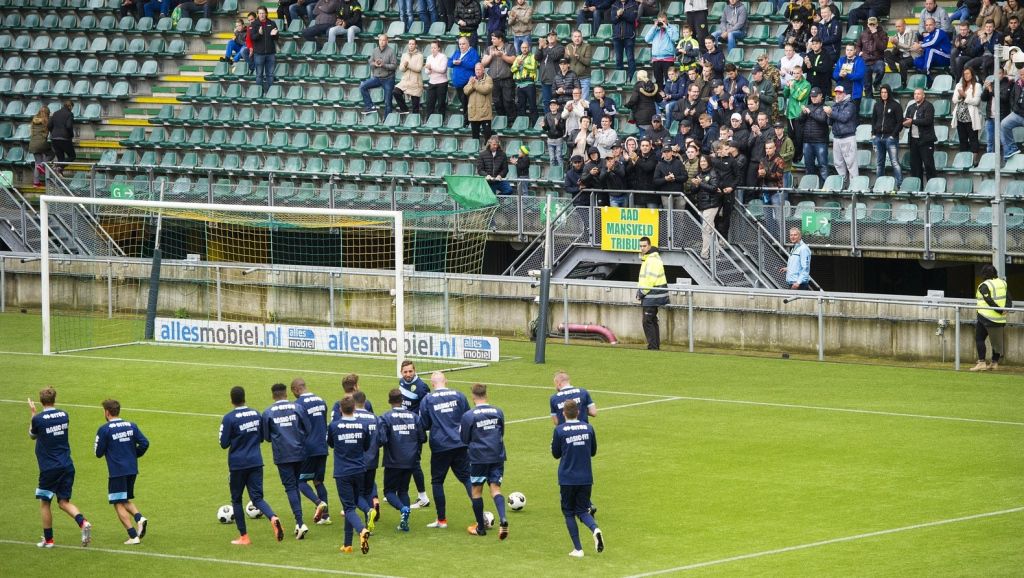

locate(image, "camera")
(657, 21), (665, 28)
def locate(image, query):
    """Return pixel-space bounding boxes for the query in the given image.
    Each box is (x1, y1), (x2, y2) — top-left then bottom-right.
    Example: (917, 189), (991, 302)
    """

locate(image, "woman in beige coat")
(951, 66), (982, 157)
(465, 62), (494, 141)
(393, 39), (425, 114)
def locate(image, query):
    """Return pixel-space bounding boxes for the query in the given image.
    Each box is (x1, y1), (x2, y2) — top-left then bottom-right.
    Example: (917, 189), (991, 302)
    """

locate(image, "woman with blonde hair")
(29, 106), (52, 187)
(627, 70), (659, 137)
(393, 39), (425, 115)
(951, 66), (983, 160)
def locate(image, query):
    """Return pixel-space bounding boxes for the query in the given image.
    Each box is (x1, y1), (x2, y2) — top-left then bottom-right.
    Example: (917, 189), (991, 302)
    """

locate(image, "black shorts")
(36, 466), (75, 502)
(108, 474), (137, 504)
(300, 455), (327, 482)
(469, 462), (504, 486)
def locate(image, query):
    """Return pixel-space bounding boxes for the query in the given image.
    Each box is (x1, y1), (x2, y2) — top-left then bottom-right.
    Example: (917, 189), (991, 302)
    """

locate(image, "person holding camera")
(644, 13), (678, 89)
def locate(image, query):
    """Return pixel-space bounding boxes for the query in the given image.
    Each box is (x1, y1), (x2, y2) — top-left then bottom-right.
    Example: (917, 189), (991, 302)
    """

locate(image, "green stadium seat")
(822, 175), (845, 192)
(949, 177), (972, 195)
(850, 175), (870, 192)
(950, 151), (974, 171)
(872, 176), (895, 193)
(977, 179), (997, 197)
(899, 177), (922, 192)
(970, 153), (997, 173)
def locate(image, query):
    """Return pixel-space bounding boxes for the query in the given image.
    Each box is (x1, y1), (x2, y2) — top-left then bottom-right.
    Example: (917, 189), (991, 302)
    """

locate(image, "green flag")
(443, 175), (498, 209)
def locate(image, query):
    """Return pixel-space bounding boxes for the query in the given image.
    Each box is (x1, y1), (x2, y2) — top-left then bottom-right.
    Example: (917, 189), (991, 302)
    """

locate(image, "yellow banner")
(600, 207), (659, 252)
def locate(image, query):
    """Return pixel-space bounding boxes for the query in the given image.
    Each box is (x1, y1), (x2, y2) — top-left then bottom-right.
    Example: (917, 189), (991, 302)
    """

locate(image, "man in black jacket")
(454, 0), (482, 50)
(537, 31), (565, 109)
(871, 84), (903, 186)
(250, 7), (279, 96)
(48, 100), (76, 168)
(653, 146), (685, 207)
(800, 86), (830, 184)
(565, 155), (586, 204)
(711, 140), (742, 237)
(601, 146), (628, 207)
(477, 136), (513, 194)
(803, 36), (834, 97)
(627, 138), (659, 208)
(903, 88), (937, 182)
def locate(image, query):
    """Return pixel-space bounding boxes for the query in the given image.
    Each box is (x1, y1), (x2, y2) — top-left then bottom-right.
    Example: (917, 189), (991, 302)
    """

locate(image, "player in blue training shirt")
(378, 387), (427, 532)
(552, 399), (604, 558)
(398, 361), (431, 508)
(290, 378), (331, 525)
(419, 371), (473, 529)
(549, 370), (598, 425)
(331, 373), (374, 419)
(219, 386), (283, 545)
(94, 399), (150, 545)
(460, 383), (509, 539)
(352, 390), (381, 531)
(28, 387), (92, 548)
(262, 383), (309, 539)
(327, 396), (372, 554)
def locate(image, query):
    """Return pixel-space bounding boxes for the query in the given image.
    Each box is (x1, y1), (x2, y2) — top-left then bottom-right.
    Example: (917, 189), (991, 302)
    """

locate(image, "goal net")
(39, 196), (497, 372)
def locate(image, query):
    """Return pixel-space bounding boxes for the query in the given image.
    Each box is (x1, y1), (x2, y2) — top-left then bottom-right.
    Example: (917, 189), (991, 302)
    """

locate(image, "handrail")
(730, 198), (823, 291)
(44, 164), (127, 257)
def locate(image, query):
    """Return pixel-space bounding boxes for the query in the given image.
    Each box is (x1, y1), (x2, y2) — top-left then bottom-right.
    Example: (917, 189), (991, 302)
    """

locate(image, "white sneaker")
(315, 517), (333, 525)
(295, 524), (309, 540)
(569, 549), (584, 558)
(136, 516), (148, 539)
(37, 538), (54, 548)
(593, 528), (604, 552)
(426, 520), (448, 528)
(410, 497), (430, 509)
(124, 536), (141, 545)
(81, 521), (92, 547)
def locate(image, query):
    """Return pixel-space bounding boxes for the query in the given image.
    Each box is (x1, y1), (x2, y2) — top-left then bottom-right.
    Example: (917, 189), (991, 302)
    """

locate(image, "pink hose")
(556, 323), (618, 345)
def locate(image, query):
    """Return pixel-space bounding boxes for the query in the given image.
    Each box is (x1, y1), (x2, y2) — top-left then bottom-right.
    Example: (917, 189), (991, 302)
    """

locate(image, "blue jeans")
(513, 35), (531, 51)
(762, 190), (787, 242)
(711, 29), (746, 52)
(803, 142), (828, 184)
(254, 53), (275, 94)
(986, 118), (995, 153)
(225, 40), (243, 61)
(541, 83), (553, 109)
(866, 60), (885, 92)
(1000, 112), (1024, 159)
(872, 135), (902, 185)
(547, 141), (563, 165)
(418, 0), (436, 28)
(576, 7), (602, 31)
(360, 75), (396, 116)
(143, 0), (173, 17)
(612, 36), (636, 81)
(489, 180), (513, 195)
(948, 6), (969, 22)
(398, 0), (413, 31)
(290, 0), (317, 22)
(579, 78), (591, 101)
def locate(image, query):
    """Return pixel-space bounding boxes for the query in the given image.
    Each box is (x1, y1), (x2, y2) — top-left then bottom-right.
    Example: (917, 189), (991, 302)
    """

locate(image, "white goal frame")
(39, 195), (406, 376)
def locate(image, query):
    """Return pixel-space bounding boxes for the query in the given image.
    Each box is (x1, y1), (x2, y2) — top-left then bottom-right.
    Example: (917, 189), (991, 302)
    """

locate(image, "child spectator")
(221, 18), (247, 63)
(513, 145), (531, 195)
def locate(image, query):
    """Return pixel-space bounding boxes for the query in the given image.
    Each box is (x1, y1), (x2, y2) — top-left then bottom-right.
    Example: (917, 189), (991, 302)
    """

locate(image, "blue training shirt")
(94, 418), (149, 478)
(294, 392), (329, 458)
(420, 388), (470, 452)
(354, 407), (381, 470)
(378, 406), (426, 469)
(549, 387), (596, 425)
(551, 419), (598, 486)
(331, 397), (374, 422)
(398, 375), (431, 413)
(327, 416), (371, 478)
(460, 404), (506, 464)
(262, 399), (307, 465)
(219, 406), (264, 471)
(30, 407), (73, 472)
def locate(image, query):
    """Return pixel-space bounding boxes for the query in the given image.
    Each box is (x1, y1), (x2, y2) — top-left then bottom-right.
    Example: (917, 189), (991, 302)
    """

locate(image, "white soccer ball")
(507, 492), (526, 511)
(245, 501), (263, 519)
(483, 511), (495, 528)
(217, 505), (235, 524)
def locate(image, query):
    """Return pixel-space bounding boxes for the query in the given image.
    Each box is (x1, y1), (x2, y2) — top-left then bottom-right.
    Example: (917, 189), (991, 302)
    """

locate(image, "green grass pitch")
(0, 311), (1021, 577)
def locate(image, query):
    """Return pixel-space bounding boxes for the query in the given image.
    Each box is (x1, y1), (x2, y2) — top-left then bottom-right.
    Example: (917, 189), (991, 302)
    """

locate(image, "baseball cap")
(810, 87), (823, 97)
(867, 16), (878, 25)
(753, 65), (763, 73)
(611, 140), (622, 148)
(680, 119), (693, 128)
(711, 79), (723, 88)
(570, 155), (584, 163)
(773, 121), (786, 129)
(834, 85), (845, 93)
(652, 114), (663, 122)
(558, 57), (569, 64)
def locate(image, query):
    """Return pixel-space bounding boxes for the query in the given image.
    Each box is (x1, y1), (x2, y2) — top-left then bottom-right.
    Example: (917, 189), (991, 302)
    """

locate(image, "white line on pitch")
(624, 506), (1024, 577)
(0, 539), (399, 577)
(506, 397), (684, 424)
(0, 399), (222, 418)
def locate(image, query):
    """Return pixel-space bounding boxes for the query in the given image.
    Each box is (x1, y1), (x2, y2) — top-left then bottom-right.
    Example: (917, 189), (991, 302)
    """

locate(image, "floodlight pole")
(534, 194), (553, 364)
(992, 46), (1007, 278)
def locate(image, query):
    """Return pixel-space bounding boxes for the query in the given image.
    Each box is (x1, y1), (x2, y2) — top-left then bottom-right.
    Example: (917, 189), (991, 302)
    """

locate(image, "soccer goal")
(39, 195), (498, 373)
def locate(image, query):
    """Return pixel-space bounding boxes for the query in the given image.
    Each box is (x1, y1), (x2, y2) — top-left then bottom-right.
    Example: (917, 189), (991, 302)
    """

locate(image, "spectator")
(1005, 0), (1024, 31)
(976, 0), (1004, 31)
(723, 63), (749, 109)
(562, 87), (589, 134)
(120, 0), (143, 19)
(743, 110), (772, 191)
(847, 0), (889, 28)
(914, 18), (952, 76)
(538, 31), (565, 108)
(507, 0), (533, 51)
(919, 0), (952, 35)
(711, 139), (741, 236)
(684, 0), (709, 44)
(785, 0), (815, 27)
(302, 0), (341, 42)
(611, 0), (639, 81)
(856, 17), (887, 97)
(815, 5), (843, 59)
(699, 113), (719, 154)
(394, 40), (425, 115)
(746, 66), (777, 113)
(653, 145), (685, 207)
(579, 146), (605, 204)
(659, 67), (687, 127)
(602, 148), (628, 207)
(871, 84), (904, 187)
(626, 138), (658, 206)
(778, 17), (810, 52)
(697, 62), (716, 100)
(1005, 15), (1023, 49)
(645, 12), (679, 89)
(512, 145), (531, 195)
(477, 136), (512, 194)
(449, 36), (481, 122)
(670, 118), (699, 153)
(566, 30), (596, 100)
(780, 227), (812, 289)
(783, 65), (810, 162)
(511, 40), (539, 124)
(970, 264), (1011, 372)
(397, 0), (413, 33)
(952, 67), (983, 161)
(576, 0), (611, 33)
(779, 43), (803, 85)
(587, 85), (618, 128)
(950, 21), (977, 81)
(565, 154), (585, 202)
(240, 11), (255, 73)
(700, 36), (725, 80)
(484, 0), (509, 37)
(627, 71), (659, 137)
(963, 20), (998, 79)
(419, 0), (438, 30)
(327, 0), (363, 45)
(455, 0), (483, 49)
(903, 88), (938, 182)
(949, 0), (982, 24)
(828, 85), (858, 186)
(832, 44), (866, 104)
(1000, 66), (1024, 161)
(677, 83), (704, 127)
(679, 141), (700, 203)
(360, 34), (398, 116)
(771, 119), (795, 187)
(711, 0), (747, 53)
(541, 100), (565, 165)
(646, 115), (672, 148)
(221, 18), (247, 63)
(177, 0), (211, 20)
(29, 106), (51, 187)
(691, 153), (721, 260)
(980, 68), (1010, 154)
(482, 31), (517, 122)
(676, 24), (701, 75)
(568, 115), (592, 159)
(706, 79), (729, 123)
(757, 140), (786, 224)
(885, 19), (916, 86)
(278, 0), (297, 27)
(800, 86), (830, 184)
(142, 0), (174, 19)
(553, 59), (580, 106)
(48, 100), (75, 171)
(289, 0), (316, 25)
(423, 41), (449, 119)
(465, 62), (495, 141)
(803, 36), (834, 96)
(438, 0), (456, 28)
(249, 7), (279, 97)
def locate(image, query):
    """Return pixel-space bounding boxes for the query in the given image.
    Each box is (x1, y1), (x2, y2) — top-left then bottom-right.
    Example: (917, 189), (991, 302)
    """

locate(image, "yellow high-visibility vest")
(976, 278), (1008, 324)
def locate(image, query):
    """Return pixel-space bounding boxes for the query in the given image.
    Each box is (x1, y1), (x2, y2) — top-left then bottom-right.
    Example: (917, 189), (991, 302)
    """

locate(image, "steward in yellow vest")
(970, 264), (1012, 372)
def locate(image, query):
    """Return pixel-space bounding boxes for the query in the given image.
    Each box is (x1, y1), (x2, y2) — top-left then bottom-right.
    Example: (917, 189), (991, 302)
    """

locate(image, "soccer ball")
(507, 492), (526, 511)
(217, 505), (235, 524)
(483, 511), (495, 528)
(245, 501), (263, 519)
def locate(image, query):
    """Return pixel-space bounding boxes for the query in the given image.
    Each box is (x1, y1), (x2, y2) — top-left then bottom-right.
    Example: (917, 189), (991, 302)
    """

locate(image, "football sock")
(133, 512), (143, 523)
(384, 491), (404, 511)
(579, 512), (598, 533)
(315, 482), (329, 505)
(232, 501), (247, 536)
(43, 528), (53, 541)
(74, 514), (85, 527)
(398, 491), (411, 508)
(493, 494), (507, 524)
(298, 484), (319, 504)
(432, 482), (447, 520)
(565, 515), (583, 550)
(127, 527), (138, 539)
(471, 497), (485, 529)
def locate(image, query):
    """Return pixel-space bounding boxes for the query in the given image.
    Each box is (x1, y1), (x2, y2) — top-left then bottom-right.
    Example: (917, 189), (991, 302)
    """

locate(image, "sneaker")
(498, 521), (509, 541)
(316, 514), (333, 525)
(340, 545), (353, 554)
(81, 521), (92, 547)
(359, 528), (370, 554)
(467, 524), (486, 536)
(295, 524), (309, 540)
(361, 107), (377, 115)
(990, 361), (999, 371)
(313, 502), (328, 524)
(398, 507), (410, 532)
(367, 505), (379, 532)
(398, 110), (410, 116)
(231, 535), (251, 545)
(124, 536), (141, 545)
(426, 519), (448, 528)
(569, 549), (585, 558)
(136, 517), (148, 539)
(593, 528), (604, 552)
(36, 538), (54, 548)
(969, 360), (990, 372)
(270, 516), (284, 542)
(410, 497), (430, 509)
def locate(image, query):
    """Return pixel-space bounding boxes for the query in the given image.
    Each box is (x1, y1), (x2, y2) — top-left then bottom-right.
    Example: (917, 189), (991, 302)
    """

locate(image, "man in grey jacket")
(360, 34), (398, 117)
(828, 85), (858, 187)
(710, 0), (747, 52)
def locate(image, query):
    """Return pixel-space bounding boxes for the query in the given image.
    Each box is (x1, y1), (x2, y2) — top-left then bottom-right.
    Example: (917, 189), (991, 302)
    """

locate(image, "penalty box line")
(624, 506), (1024, 577)
(0, 539), (399, 577)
